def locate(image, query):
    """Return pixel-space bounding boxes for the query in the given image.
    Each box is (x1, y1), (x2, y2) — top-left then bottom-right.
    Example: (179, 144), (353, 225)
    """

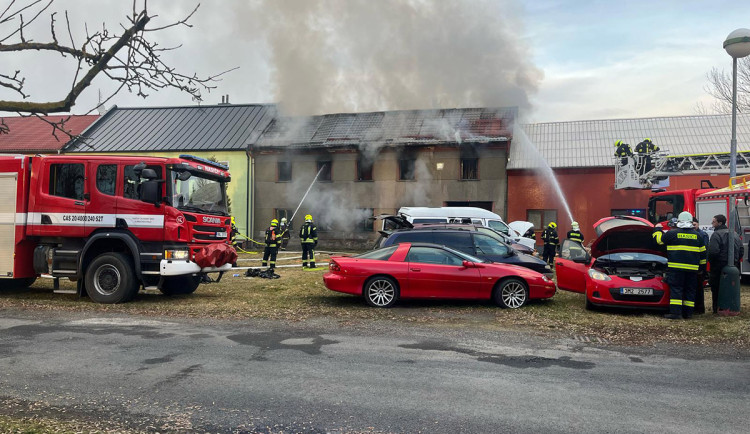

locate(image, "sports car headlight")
(588, 268), (611, 281)
(164, 249), (190, 260)
(541, 275), (551, 282)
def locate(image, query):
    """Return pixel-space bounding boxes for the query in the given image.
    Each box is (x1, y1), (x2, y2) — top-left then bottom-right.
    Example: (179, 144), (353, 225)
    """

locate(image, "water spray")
(289, 164), (326, 223)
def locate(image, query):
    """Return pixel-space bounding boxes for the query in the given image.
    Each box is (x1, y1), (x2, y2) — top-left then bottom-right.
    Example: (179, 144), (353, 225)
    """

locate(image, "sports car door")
(555, 239), (588, 293)
(405, 246), (482, 298)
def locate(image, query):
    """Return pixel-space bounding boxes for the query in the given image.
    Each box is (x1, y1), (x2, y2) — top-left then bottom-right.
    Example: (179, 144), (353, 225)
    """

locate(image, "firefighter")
(634, 138), (660, 174)
(614, 140), (633, 166)
(299, 214), (318, 268)
(262, 219), (280, 270)
(567, 221), (584, 244)
(541, 222), (559, 266)
(279, 217), (291, 250)
(652, 211), (707, 320)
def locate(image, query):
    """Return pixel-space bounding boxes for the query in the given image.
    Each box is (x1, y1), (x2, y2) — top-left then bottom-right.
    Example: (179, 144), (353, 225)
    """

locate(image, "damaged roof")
(65, 104), (276, 153)
(254, 107), (516, 150)
(509, 113), (750, 169)
(0, 115), (99, 153)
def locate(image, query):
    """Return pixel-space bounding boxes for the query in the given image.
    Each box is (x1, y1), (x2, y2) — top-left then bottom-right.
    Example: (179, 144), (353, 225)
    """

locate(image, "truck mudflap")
(160, 260), (233, 276)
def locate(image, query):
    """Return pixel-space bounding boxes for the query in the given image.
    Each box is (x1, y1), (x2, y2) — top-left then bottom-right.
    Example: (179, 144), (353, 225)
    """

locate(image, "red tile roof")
(0, 115), (99, 153)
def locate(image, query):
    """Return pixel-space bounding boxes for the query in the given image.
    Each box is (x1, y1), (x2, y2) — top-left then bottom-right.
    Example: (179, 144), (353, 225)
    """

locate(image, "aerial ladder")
(614, 150), (750, 190)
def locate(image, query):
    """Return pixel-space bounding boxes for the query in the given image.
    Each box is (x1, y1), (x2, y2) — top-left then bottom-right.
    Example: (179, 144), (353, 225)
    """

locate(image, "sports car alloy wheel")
(498, 279), (528, 309)
(366, 278), (397, 307)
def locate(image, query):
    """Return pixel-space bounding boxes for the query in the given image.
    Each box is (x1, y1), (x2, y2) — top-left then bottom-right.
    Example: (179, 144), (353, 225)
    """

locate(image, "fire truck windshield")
(170, 170), (228, 216)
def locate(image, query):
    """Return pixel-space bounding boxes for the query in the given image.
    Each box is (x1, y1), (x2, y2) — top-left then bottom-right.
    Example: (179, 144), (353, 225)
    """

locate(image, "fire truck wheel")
(1, 278), (37, 290)
(85, 253), (139, 304)
(159, 275), (201, 295)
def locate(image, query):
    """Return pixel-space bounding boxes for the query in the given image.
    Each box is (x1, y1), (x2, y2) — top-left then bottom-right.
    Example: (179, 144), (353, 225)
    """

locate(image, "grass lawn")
(1, 251), (748, 347)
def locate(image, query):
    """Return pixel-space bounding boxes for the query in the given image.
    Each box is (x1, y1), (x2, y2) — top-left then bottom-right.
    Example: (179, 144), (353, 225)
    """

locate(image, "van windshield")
(487, 220), (509, 235)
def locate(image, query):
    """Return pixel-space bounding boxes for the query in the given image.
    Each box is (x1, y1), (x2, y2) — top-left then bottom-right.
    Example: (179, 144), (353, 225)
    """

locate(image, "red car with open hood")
(323, 242), (556, 308)
(555, 216), (670, 310)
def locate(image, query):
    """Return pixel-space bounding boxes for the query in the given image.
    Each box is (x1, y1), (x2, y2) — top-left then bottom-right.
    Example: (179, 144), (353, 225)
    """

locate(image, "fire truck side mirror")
(140, 180), (161, 206)
(140, 168), (158, 180)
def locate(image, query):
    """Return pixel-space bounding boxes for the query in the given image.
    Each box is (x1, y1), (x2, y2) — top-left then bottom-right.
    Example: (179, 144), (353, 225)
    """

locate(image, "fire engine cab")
(0, 154), (235, 303)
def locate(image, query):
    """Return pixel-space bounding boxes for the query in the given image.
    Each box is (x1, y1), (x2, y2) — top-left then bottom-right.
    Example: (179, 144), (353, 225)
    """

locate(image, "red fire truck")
(0, 154), (235, 303)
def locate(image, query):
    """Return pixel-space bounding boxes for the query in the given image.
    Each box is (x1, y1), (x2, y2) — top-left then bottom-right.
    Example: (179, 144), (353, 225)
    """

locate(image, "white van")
(393, 207), (536, 249)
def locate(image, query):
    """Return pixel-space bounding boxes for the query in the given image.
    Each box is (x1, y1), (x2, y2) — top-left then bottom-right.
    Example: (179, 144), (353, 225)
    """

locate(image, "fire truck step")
(53, 289), (77, 294)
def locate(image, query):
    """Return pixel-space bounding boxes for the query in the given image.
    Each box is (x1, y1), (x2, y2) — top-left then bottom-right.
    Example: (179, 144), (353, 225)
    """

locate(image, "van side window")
(433, 232), (474, 255)
(96, 164), (117, 196)
(49, 163), (84, 200)
(392, 232), (434, 244)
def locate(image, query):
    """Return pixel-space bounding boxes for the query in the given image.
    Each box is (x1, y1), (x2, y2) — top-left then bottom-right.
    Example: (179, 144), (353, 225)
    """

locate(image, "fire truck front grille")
(193, 233), (222, 241)
(193, 225), (223, 232)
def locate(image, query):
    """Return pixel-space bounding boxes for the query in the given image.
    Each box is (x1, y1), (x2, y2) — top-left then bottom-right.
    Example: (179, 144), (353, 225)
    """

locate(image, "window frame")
(460, 157), (479, 180)
(95, 164), (118, 197)
(277, 161), (292, 182)
(527, 209), (558, 230)
(356, 157), (374, 181)
(405, 246), (465, 267)
(398, 157), (416, 181)
(48, 163), (86, 201)
(316, 160), (332, 182)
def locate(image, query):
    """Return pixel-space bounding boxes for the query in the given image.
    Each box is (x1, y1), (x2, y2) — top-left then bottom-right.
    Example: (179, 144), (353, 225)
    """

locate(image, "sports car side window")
(561, 239), (586, 260)
(406, 247), (464, 266)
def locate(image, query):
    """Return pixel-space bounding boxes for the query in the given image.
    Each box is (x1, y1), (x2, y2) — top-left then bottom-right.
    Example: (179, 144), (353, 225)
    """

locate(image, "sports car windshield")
(170, 170), (228, 216)
(597, 252), (666, 263)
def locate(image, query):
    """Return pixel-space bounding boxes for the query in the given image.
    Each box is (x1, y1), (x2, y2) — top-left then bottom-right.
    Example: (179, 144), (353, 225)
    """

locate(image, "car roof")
(398, 206), (502, 220)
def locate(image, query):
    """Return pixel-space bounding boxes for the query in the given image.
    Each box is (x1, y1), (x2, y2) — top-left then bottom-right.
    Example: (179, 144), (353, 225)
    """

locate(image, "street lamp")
(720, 28), (750, 314)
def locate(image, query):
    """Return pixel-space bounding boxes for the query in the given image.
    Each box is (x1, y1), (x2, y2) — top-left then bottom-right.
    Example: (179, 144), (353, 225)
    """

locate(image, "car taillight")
(329, 261), (341, 272)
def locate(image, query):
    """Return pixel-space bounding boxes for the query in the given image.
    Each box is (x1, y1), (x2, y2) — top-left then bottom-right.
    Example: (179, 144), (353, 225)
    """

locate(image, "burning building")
(249, 107), (516, 249)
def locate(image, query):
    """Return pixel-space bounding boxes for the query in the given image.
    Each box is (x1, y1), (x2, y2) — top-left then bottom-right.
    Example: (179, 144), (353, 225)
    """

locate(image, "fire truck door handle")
(74, 201), (84, 206)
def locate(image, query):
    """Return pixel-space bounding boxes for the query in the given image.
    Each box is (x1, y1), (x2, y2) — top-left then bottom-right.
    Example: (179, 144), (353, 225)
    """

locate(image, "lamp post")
(720, 28), (750, 314)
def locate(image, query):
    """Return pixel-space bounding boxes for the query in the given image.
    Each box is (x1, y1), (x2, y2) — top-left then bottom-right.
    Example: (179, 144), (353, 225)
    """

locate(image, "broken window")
(460, 158), (478, 180)
(357, 156), (373, 181)
(277, 161), (292, 182)
(359, 208), (374, 232)
(317, 160), (332, 182)
(399, 157), (416, 180)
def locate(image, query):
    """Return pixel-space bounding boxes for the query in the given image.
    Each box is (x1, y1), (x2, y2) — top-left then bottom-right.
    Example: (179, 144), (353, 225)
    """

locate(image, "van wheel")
(494, 278), (528, 309)
(160, 275), (201, 295)
(85, 253), (138, 304)
(0, 278), (36, 291)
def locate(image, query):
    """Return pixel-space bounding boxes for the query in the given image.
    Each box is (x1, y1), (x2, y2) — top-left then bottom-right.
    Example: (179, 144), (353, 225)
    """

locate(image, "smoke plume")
(245, 0), (542, 116)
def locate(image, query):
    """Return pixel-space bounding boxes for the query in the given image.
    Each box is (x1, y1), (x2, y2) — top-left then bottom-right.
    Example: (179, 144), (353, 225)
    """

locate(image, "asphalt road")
(0, 311), (748, 433)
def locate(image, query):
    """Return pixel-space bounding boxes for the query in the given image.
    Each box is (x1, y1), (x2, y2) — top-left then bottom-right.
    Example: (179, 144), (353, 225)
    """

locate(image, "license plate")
(620, 287), (653, 296)
(216, 231), (227, 238)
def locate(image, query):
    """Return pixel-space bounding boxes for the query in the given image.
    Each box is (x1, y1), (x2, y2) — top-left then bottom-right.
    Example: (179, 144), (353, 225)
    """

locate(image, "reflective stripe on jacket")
(541, 228), (559, 246)
(567, 230), (584, 243)
(299, 222), (318, 243)
(265, 227), (279, 247)
(653, 228), (707, 271)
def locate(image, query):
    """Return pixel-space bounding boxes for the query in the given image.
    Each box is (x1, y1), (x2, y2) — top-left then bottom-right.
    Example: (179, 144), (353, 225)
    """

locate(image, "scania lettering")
(0, 154), (236, 303)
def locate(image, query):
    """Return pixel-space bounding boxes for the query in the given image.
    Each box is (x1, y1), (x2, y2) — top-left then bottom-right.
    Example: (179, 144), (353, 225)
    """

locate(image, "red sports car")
(555, 216), (670, 310)
(323, 242), (556, 308)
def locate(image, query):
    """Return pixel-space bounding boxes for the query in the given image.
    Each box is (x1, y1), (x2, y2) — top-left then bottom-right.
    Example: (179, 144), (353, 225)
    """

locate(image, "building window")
(527, 209), (558, 230)
(274, 208), (292, 222)
(399, 157), (416, 180)
(357, 157), (373, 181)
(460, 158), (478, 180)
(317, 160), (332, 182)
(96, 164), (117, 196)
(611, 208), (647, 218)
(277, 161), (292, 182)
(359, 208), (374, 232)
(49, 163), (85, 200)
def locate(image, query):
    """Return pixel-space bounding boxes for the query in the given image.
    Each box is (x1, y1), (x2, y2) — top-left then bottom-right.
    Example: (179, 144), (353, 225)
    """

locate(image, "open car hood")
(508, 221), (534, 237)
(590, 218), (663, 258)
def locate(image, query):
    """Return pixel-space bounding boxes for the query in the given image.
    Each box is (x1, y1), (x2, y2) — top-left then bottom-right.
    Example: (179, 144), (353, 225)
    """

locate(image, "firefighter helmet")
(678, 211), (693, 223)
(305, 214), (313, 222)
(281, 217), (287, 223)
(548, 222), (557, 229)
(270, 219), (279, 227)
(614, 140), (622, 147)
(571, 221), (579, 230)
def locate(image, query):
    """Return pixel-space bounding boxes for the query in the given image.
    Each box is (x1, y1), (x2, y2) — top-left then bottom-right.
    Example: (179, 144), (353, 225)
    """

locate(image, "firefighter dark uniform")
(634, 138), (660, 174)
(653, 212), (707, 319)
(567, 221), (584, 244)
(279, 217), (291, 250)
(262, 219), (280, 270)
(299, 214), (318, 268)
(541, 222), (559, 266)
(614, 140), (633, 166)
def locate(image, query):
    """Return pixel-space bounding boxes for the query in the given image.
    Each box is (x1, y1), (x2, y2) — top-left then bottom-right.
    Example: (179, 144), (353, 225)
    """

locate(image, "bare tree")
(704, 57), (750, 114)
(0, 0), (235, 137)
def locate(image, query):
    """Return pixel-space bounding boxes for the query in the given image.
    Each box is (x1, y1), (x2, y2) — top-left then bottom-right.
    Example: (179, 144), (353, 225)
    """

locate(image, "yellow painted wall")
(96, 151), (251, 236)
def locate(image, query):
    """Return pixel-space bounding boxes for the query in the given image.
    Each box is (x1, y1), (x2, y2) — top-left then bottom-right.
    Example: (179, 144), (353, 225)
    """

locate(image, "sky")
(0, 0), (747, 123)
